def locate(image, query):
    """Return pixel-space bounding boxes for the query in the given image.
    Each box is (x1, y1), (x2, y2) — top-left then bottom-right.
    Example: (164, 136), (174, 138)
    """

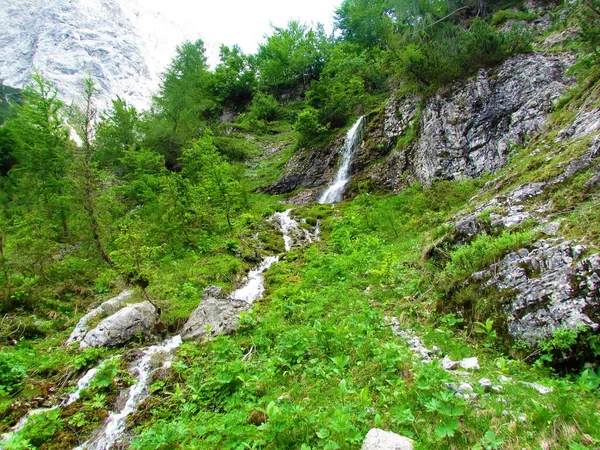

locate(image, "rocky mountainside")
(265, 52), (575, 201)
(0, 0), (186, 111)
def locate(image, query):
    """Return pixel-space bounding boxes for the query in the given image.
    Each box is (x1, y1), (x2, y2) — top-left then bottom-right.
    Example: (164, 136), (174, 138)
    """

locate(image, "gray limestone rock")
(0, 0), (187, 111)
(181, 286), (251, 341)
(470, 240), (600, 344)
(66, 289), (133, 345)
(271, 53), (574, 198)
(80, 301), (158, 348)
(361, 428), (413, 450)
(412, 54), (573, 186)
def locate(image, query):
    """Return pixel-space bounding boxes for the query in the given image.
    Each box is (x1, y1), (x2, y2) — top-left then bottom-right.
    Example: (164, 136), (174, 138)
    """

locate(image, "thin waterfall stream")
(2, 210), (317, 450)
(319, 116), (365, 204)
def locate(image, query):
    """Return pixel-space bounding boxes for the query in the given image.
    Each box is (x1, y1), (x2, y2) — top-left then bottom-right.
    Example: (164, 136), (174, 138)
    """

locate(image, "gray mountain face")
(0, 0), (184, 111)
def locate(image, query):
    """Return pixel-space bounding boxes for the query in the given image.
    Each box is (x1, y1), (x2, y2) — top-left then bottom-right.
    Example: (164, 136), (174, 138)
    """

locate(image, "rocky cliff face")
(355, 53), (575, 192)
(0, 0), (185, 111)
(267, 53), (575, 199)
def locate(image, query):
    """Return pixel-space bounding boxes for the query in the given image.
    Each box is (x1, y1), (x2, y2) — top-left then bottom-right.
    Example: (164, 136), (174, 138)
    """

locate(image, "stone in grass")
(80, 301), (158, 348)
(479, 378), (493, 391)
(361, 429), (413, 450)
(442, 356), (459, 370)
(460, 357), (480, 370)
(519, 381), (554, 395)
(442, 356), (480, 371)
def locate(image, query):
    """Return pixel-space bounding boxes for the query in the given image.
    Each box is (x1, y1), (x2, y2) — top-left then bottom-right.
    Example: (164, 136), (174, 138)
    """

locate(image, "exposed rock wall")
(469, 240), (600, 345)
(267, 53), (575, 197)
(0, 0), (186, 111)
(410, 53), (573, 185)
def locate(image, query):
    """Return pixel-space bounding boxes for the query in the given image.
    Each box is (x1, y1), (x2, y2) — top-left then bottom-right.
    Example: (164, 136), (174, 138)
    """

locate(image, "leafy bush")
(294, 107), (327, 145)
(247, 92), (280, 122)
(0, 354), (27, 393)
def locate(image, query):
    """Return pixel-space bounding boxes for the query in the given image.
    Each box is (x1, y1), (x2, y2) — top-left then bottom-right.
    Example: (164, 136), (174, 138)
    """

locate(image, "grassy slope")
(124, 72), (600, 448)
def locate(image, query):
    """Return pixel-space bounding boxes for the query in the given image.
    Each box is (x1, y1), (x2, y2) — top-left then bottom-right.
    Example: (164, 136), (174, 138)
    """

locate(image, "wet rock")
(260, 134), (344, 194)
(361, 428), (413, 450)
(66, 289), (133, 345)
(181, 286), (251, 341)
(470, 240), (600, 344)
(80, 301), (158, 348)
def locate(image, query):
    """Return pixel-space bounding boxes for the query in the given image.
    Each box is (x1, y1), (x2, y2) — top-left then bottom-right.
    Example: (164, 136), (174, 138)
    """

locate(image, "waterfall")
(77, 336), (183, 450)
(230, 210), (319, 304)
(230, 256), (280, 304)
(319, 116), (365, 204)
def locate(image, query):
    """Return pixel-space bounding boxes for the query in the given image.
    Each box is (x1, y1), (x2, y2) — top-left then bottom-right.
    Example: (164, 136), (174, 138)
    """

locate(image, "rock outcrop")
(181, 286), (251, 340)
(363, 53), (575, 189)
(267, 53), (575, 197)
(66, 289), (133, 345)
(80, 301), (159, 348)
(361, 429), (413, 450)
(0, 0), (186, 111)
(261, 134), (344, 195)
(469, 240), (600, 344)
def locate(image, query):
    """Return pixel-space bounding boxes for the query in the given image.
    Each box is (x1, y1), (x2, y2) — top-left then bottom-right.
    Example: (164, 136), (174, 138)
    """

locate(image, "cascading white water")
(64, 357), (117, 406)
(5, 211), (319, 449)
(319, 116), (366, 204)
(1, 357), (114, 444)
(270, 209), (318, 251)
(230, 256), (280, 304)
(229, 210), (319, 304)
(77, 335), (183, 450)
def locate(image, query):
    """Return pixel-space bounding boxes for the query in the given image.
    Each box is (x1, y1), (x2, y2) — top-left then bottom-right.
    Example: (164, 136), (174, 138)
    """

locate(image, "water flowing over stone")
(0, 406), (59, 443)
(64, 357), (117, 406)
(77, 336), (183, 450)
(1, 358), (114, 443)
(319, 116), (366, 204)
(230, 256), (280, 303)
(66, 290), (133, 346)
(270, 209), (318, 251)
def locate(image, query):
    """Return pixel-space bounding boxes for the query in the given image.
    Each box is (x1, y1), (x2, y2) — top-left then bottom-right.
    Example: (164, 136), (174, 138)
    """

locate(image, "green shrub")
(247, 92), (280, 122)
(294, 107), (327, 145)
(442, 230), (534, 288)
(0, 354), (27, 393)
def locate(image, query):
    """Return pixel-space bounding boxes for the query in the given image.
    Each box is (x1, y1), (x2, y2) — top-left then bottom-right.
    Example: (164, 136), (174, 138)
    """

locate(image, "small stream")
(3, 210), (317, 449)
(1, 358), (115, 443)
(230, 256), (280, 303)
(76, 336), (182, 450)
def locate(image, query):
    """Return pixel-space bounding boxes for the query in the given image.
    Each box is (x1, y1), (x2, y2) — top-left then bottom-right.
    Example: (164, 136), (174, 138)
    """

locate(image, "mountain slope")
(0, 0), (185, 110)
